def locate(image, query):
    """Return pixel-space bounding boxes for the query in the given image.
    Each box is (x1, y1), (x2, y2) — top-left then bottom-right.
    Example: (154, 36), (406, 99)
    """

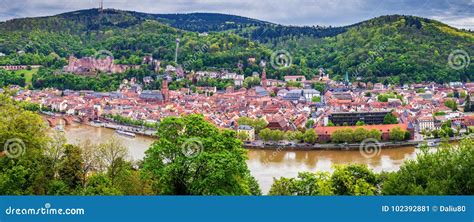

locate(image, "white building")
(302, 89), (321, 101)
(418, 116), (435, 131)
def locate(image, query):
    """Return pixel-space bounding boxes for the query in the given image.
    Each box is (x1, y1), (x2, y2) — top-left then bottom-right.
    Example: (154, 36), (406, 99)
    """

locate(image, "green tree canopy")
(269, 172), (333, 195)
(383, 139), (474, 195)
(383, 113), (398, 124)
(143, 114), (261, 195)
(303, 129), (318, 144)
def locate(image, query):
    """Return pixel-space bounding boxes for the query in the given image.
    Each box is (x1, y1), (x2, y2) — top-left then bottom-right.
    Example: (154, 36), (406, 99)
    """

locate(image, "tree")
(143, 115), (261, 195)
(327, 120), (335, 126)
(331, 164), (379, 195)
(444, 99), (457, 111)
(383, 113), (398, 124)
(114, 161), (153, 195)
(353, 128), (369, 142)
(97, 137), (129, 186)
(0, 92), (51, 195)
(259, 128), (272, 143)
(270, 130), (285, 141)
(464, 94), (472, 112)
(47, 180), (70, 195)
(305, 119), (315, 128)
(389, 127), (405, 141)
(355, 121), (365, 126)
(269, 172), (333, 195)
(242, 76), (260, 89)
(383, 139), (473, 195)
(78, 139), (99, 187)
(82, 173), (122, 195)
(331, 128), (354, 143)
(312, 83), (326, 93)
(59, 144), (84, 190)
(311, 96), (321, 102)
(368, 129), (382, 140)
(44, 131), (67, 177)
(404, 131), (411, 140)
(440, 121), (454, 138)
(303, 129), (318, 144)
(237, 131), (249, 141)
(269, 164), (380, 196)
(295, 131), (305, 142)
(237, 117), (268, 133)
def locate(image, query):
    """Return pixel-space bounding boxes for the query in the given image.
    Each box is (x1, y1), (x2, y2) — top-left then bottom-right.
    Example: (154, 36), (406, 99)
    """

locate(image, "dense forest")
(0, 9), (472, 86)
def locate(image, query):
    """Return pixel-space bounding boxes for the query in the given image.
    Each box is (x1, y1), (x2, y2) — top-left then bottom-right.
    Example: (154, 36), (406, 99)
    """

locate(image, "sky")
(0, 0), (472, 29)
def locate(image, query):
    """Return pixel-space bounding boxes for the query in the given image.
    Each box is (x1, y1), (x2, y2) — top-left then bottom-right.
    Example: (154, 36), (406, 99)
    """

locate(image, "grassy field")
(14, 68), (38, 87)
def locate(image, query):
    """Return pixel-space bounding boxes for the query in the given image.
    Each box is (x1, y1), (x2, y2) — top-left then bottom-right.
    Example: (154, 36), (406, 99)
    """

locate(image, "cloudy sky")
(0, 0), (472, 29)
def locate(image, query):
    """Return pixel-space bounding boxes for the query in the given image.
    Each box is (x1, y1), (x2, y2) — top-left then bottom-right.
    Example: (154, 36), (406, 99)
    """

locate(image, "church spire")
(260, 61), (267, 89)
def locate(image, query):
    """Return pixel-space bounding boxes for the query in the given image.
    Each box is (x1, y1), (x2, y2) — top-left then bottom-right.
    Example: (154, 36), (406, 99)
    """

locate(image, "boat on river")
(115, 129), (136, 137)
(416, 141), (440, 148)
(54, 125), (64, 132)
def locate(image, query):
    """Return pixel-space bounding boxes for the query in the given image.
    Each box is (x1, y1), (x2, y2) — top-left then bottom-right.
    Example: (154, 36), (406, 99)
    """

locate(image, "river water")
(62, 123), (420, 193)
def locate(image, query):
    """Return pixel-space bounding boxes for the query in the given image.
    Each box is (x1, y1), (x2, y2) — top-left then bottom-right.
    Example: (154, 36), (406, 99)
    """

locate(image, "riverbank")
(243, 141), (419, 150)
(243, 136), (465, 150)
(43, 113), (465, 151)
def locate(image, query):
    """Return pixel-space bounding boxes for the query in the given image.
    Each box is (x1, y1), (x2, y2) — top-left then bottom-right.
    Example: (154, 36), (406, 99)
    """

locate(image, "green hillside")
(0, 10), (472, 85)
(291, 15), (473, 83)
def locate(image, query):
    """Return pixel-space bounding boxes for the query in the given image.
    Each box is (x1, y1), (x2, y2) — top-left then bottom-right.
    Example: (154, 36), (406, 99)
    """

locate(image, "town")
(7, 55), (474, 147)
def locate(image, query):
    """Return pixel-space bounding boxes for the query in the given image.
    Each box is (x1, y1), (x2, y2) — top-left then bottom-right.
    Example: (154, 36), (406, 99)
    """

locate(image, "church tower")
(162, 77), (169, 103)
(261, 66), (267, 89)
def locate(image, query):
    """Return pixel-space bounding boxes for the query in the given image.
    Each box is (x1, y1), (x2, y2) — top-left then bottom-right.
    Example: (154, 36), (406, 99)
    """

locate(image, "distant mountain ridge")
(0, 9), (472, 83)
(0, 8), (350, 42)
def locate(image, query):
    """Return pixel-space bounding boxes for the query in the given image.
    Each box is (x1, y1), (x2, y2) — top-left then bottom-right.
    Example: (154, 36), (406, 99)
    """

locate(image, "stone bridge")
(45, 115), (74, 127)
(46, 115), (91, 127)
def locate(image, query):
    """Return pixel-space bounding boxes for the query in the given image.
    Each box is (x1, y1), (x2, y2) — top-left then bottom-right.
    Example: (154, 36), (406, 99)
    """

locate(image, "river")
(62, 123), (420, 193)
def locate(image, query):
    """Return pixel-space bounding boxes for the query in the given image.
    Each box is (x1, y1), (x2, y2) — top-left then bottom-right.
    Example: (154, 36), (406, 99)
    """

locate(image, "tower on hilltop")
(99, 0), (103, 12)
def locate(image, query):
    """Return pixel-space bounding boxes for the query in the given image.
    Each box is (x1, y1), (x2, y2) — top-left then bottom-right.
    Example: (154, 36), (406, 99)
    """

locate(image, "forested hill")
(295, 15), (473, 83)
(0, 9), (472, 83)
(0, 9), (349, 43)
(0, 8), (271, 73)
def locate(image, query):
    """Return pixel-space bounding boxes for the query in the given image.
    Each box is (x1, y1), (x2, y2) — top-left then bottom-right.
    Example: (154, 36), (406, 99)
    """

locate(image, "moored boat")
(115, 129), (136, 137)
